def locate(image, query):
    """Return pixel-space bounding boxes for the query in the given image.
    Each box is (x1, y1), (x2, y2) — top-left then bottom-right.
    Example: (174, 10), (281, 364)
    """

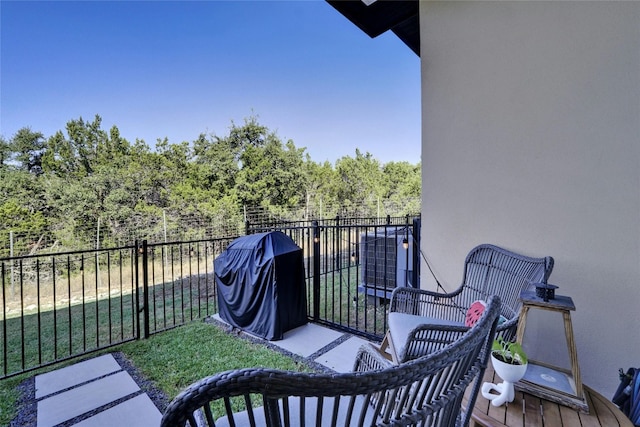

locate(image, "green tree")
(192, 132), (239, 199)
(42, 115), (107, 177)
(98, 137), (179, 242)
(0, 136), (10, 167)
(10, 127), (46, 174)
(383, 161), (420, 198)
(0, 199), (47, 257)
(226, 115), (269, 161)
(0, 168), (49, 256)
(334, 149), (385, 214)
(303, 158), (339, 217)
(381, 161), (421, 214)
(235, 136), (307, 209)
(0, 113), (422, 251)
(0, 168), (48, 218)
(42, 130), (72, 176)
(98, 125), (132, 168)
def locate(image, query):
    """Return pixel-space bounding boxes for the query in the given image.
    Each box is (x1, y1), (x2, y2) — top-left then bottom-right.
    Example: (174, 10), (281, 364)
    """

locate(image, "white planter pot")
(481, 354), (528, 407)
(491, 354), (528, 383)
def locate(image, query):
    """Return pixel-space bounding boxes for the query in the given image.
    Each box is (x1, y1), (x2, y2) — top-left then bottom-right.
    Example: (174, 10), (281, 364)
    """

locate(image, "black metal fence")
(0, 237), (234, 379)
(247, 215), (421, 340)
(0, 215), (419, 379)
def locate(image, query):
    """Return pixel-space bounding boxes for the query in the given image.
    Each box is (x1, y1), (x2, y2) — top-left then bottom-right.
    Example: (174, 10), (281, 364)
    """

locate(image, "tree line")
(0, 115), (420, 257)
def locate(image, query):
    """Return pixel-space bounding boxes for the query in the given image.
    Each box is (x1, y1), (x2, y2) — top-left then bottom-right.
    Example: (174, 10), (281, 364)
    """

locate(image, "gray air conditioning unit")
(358, 228), (414, 301)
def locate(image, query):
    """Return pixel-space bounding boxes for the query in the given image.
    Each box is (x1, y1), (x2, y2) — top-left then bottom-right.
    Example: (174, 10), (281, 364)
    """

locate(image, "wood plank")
(541, 398), (561, 426)
(578, 388), (604, 427)
(559, 403), (582, 426)
(472, 410), (508, 427)
(589, 390), (620, 427)
(587, 386), (634, 427)
(475, 393), (491, 416)
(504, 394), (525, 427)
(522, 392), (543, 426)
(483, 365), (510, 425)
(486, 399), (506, 424)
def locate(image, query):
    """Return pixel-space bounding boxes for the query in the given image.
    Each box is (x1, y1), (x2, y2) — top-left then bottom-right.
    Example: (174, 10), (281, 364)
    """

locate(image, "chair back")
(460, 244), (553, 321)
(160, 296), (502, 427)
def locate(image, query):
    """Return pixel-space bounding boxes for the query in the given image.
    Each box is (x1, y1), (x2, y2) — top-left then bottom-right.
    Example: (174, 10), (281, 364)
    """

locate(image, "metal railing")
(0, 237), (234, 379)
(248, 215), (421, 340)
(0, 215), (419, 379)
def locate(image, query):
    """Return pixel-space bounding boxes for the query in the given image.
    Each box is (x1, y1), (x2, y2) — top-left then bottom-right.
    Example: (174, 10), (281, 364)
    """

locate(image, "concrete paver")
(37, 371), (140, 427)
(73, 394), (162, 427)
(270, 322), (344, 357)
(35, 354), (122, 399)
(314, 336), (371, 372)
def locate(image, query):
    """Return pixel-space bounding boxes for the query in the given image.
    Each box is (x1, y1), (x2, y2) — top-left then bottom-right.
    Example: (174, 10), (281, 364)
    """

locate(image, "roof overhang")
(326, 0), (419, 56)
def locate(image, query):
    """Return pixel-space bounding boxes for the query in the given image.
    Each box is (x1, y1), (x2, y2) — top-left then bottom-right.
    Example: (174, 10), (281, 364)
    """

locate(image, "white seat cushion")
(388, 312), (462, 361)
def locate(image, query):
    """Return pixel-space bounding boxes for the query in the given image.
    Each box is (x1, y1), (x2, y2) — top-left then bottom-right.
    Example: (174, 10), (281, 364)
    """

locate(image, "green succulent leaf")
(492, 336), (528, 365)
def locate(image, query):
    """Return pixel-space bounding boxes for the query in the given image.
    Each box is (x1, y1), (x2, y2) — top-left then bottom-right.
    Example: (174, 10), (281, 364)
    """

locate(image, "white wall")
(419, 1), (639, 396)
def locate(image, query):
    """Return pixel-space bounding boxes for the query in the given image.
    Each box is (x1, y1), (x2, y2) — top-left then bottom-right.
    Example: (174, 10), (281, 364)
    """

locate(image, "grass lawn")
(0, 376), (21, 427)
(121, 321), (311, 400)
(0, 320), (312, 426)
(0, 269), (221, 380)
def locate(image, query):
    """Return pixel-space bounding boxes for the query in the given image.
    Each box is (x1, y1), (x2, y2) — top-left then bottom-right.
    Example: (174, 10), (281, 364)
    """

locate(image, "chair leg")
(378, 331), (398, 363)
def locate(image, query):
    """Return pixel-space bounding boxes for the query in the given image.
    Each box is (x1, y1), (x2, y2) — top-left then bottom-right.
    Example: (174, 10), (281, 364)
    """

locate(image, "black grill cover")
(214, 231), (308, 340)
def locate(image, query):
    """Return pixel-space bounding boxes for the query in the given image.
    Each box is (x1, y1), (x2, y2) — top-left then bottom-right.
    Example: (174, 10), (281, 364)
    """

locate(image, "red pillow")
(465, 300), (486, 327)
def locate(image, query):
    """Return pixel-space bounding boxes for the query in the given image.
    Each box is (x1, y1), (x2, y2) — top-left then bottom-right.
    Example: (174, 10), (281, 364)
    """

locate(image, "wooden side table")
(466, 365), (633, 427)
(514, 290), (588, 412)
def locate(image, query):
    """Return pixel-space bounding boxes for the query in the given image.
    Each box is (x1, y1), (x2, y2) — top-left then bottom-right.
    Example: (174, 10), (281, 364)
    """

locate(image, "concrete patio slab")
(212, 314), (346, 358)
(73, 394), (162, 427)
(35, 353), (122, 399)
(270, 322), (345, 357)
(37, 371), (140, 427)
(314, 336), (371, 372)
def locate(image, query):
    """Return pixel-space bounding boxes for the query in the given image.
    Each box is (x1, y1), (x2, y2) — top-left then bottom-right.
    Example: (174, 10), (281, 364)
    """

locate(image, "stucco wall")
(419, 1), (639, 396)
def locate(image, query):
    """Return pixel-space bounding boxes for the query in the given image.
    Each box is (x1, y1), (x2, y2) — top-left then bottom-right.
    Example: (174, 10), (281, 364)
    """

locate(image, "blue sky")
(1, 1), (420, 164)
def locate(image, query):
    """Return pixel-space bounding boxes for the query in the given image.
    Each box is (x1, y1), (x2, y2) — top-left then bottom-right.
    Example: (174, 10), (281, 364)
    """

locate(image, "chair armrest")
(400, 323), (470, 363)
(390, 287), (467, 321)
(353, 343), (394, 372)
(391, 288), (522, 341)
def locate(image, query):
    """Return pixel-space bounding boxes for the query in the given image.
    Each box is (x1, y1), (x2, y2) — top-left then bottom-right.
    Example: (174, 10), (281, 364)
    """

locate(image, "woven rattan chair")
(380, 244), (553, 363)
(160, 296), (501, 427)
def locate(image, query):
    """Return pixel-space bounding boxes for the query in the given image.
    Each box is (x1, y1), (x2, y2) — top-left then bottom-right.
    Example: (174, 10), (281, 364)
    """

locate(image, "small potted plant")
(481, 337), (529, 406)
(491, 336), (528, 366)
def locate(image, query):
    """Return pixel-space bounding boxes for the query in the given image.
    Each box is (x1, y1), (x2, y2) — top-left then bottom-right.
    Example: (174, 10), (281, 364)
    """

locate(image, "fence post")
(412, 217), (421, 289)
(404, 214), (410, 287)
(245, 220), (250, 236)
(335, 215), (340, 270)
(134, 241), (140, 339)
(141, 240), (150, 339)
(9, 231), (14, 298)
(312, 220), (320, 320)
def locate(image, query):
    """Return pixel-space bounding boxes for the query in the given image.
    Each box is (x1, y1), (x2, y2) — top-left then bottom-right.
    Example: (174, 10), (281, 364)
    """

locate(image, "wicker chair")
(381, 244), (553, 363)
(160, 296), (502, 427)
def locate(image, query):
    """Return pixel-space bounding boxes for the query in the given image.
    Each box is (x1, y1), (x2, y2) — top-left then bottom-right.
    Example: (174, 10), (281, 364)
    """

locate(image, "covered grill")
(214, 231), (308, 340)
